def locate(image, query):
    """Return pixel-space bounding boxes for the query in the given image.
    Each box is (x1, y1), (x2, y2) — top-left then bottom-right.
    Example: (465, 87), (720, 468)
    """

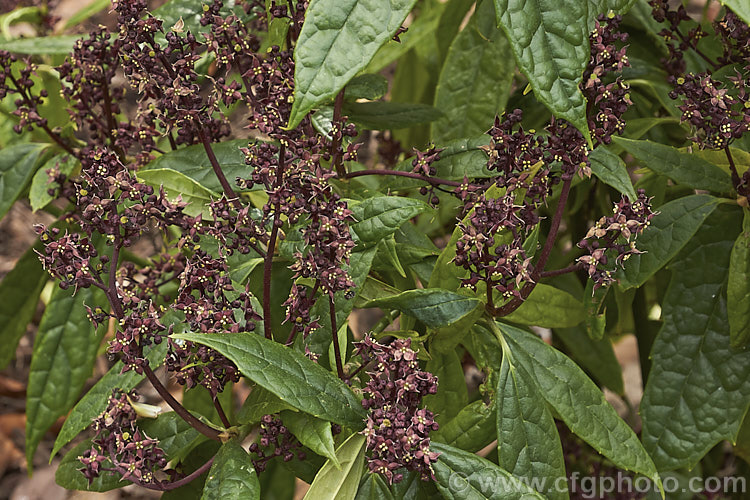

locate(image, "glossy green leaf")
(201, 440), (260, 500)
(555, 326), (624, 395)
(497, 354), (568, 500)
(588, 0), (637, 17)
(641, 205), (750, 470)
(172, 332), (366, 428)
(618, 194), (720, 289)
(51, 341), (170, 458)
(0, 243), (47, 369)
(139, 411), (204, 460)
(0, 143), (47, 220)
(238, 385), (296, 424)
(728, 210), (750, 347)
(588, 146), (637, 201)
(720, 1), (750, 25)
(302, 433), (366, 500)
(493, 0), (591, 139)
(26, 286), (107, 467)
(355, 474), (394, 500)
(345, 74), (389, 101)
(0, 35), (80, 54)
(343, 101), (443, 130)
(433, 400), (496, 453)
(424, 349), (468, 424)
(614, 137), (733, 193)
(432, 442), (545, 499)
(137, 168), (218, 217)
(29, 153), (78, 211)
(288, 0), (418, 128)
(499, 322), (660, 484)
(432, 0), (513, 143)
(350, 197), (431, 246)
(56, 440), (121, 492)
(504, 284), (585, 328)
(142, 139), (250, 195)
(364, 289), (480, 329)
(281, 410), (339, 467)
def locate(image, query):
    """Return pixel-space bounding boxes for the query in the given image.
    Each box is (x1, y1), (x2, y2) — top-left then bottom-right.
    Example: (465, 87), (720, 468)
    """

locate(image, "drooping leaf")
(492, 0), (591, 139)
(171, 332), (367, 428)
(588, 146), (637, 201)
(504, 283), (585, 328)
(728, 209), (750, 347)
(432, 0), (513, 143)
(201, 440), (260, 500)
(0, 143), (47, 220)
(26, 286), (107, 467)
(51, 341), (170, 458)
(29, 153), (78, 211)
(344, 101), (443, 130)
(302, 433), (366, 500)
(617, 194), (720, 289)
(499, 322), (661, 484)
(288, 0), (419, 128)
(281, 410), (339, 467)
(364, 289), (480, 329)
(614, 137), (734, 193)
(137, 168), (219, 217)
(641, 205), (750, 471)
(0, 243), (47, 369)
(431, 442), (545, 499)
(349, 197), (431, 247)
(0, 35), (81, 54)
(496, 354), (568, 500)
(433, 400), (496, 453)
(141, 139), (251, 195)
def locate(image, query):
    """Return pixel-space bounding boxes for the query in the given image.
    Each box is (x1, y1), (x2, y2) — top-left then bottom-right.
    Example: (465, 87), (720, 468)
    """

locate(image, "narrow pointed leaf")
(302, 433), (366, 500)
(201, 440), (260, 500)
(588, 146), (637, 201)
(171, 332), (366, 428)
(281, 410), (339, 467)
(364, 289), (480, 329)
(0, 143), (47, 220)
(350, 197), (431, 247)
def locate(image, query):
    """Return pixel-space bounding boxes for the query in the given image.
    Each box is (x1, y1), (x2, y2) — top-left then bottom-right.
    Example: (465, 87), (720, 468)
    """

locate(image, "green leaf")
(432, 0), (513, 143)
(355, 474), (395, 500)
(238, 385), (296, 424)
(201, 440), (260, 500)
(153, 0), (250, 38)
(424, 349), (468, 424)
(614, 137), (734, 193)
(26, 286), (107, 467)
(618, 194), (720, 289)
(555, 326), (624, 395)
(281, 410), (339, 467)
(56, 440), (121, 492)
(302, 433), (366, 500)
(431, 442), (545, 499)
(137, 168), (218, 217)
(0, 35), (80, 54)
(29, 153), (78, 211)
(364, 289), (480, 329)
(64, 0), (110, 28)
(499, 321), (660, 483)
(51, 341), (169, 458)
(345, 74), (389, 101)
(493, 0), (591, 140)
(343, 101), (443, 130)
(171, 332), (367, 428)
(720, 1), (750, 25)
(728, 210), (750, 347)
(142, 139), (250, 194)
(0, 143), (47, 220)
(0, 243), (47, 369)
(350, 197), (431, 246)
(588, 0), (636, 17)
(288, 0), (419, 128)
(139, 411), (204, 460)
(504, 284), (585, 328)
(433, 400), (496, 453)
(641, 205), (750, 471)
(588, 146), (637, 201)
(496, 354), (568, 500)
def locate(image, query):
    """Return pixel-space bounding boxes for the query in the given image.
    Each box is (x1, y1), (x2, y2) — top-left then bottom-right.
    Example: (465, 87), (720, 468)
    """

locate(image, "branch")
(263, 144), (285, 340)
(329, 295), (345, 380)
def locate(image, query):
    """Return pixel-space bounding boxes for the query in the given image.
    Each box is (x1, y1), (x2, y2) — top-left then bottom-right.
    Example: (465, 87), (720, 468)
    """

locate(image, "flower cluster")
(412, 144), (444, 206)
(355, 336), (439, 484)
(0, 51), (49, 134)
(79, 390), (167, 486)
(248, 414), (307, 472)
(577, 190), (656, 289)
